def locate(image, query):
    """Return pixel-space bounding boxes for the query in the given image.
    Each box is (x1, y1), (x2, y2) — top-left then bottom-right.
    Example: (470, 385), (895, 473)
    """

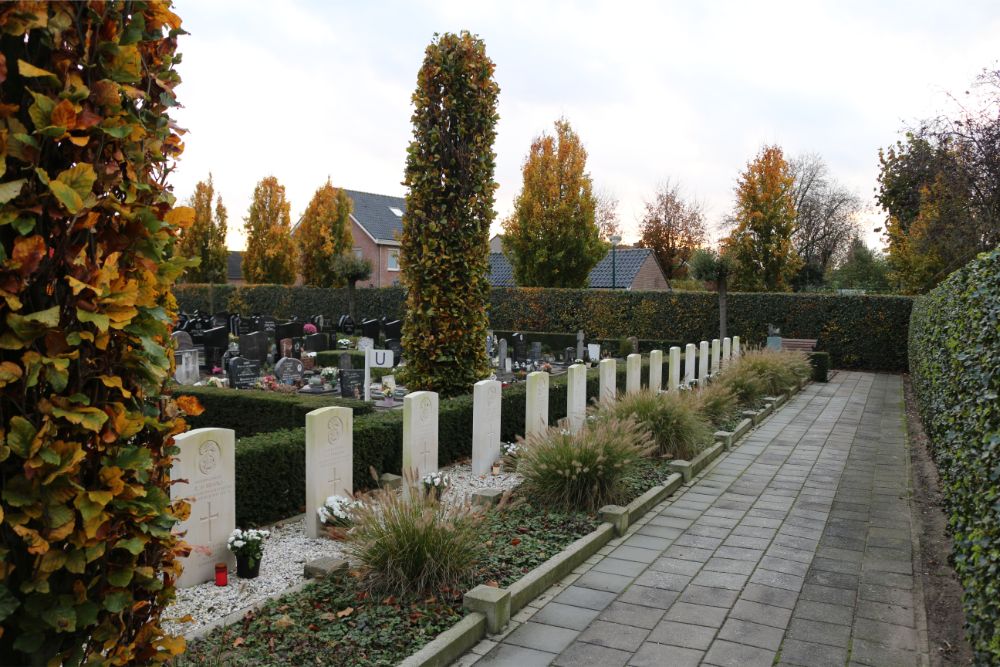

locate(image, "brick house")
(342, 189), (405, 288)
(489, 245), (669, 290)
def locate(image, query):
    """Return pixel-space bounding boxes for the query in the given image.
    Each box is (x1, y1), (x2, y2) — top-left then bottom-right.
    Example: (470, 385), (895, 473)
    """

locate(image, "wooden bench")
(781, 338), (817, 352)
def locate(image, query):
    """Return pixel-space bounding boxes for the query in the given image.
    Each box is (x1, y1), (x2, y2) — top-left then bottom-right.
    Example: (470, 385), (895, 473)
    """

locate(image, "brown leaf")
(12, 235), (46, 276)
(50, 99), (76, 129)
(336, 607), (353, 619)
(485, 580), (499, 588)
(232, 637), (244, 647)
(273, 614), (294, 629)
(510, 537), (521, 546)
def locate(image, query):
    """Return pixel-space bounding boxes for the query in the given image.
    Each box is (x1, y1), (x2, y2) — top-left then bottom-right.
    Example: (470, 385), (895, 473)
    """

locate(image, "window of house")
(389, 207), (403, 217)
(387, 249), (400, 271)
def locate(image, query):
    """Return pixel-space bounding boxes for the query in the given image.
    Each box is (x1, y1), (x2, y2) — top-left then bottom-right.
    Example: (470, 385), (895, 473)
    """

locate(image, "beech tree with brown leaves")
(296, 179), (353, 287)
(178, 174), (228, 284)
(242, 176), (296, 285)
(637, 181), (706, 283)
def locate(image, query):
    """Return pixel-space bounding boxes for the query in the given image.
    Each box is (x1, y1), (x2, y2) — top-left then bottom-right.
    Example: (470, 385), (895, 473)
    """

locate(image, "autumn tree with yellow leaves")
(0, 1), (199, 663)
(179, 174), (228, 283)
(242, 176), (296, 285)
(723, 145), (802, 291)
(295, 179), (353, 287)
(502, 119), (605, 288)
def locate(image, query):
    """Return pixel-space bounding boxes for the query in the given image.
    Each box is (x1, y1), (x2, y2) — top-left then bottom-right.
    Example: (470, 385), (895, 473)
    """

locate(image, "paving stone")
(778, 637), (849, 667)
(749, 568), (804, 592)
(617, 585), (679, 610)
(552, 641), (631, 667)
(628, 642), (703, 667)
(574, 570), (634, 593)
(505, 621), (579, 653)
(851, 618), (918, 650)
(677, 584), (740, 608)
(849, 637), (919, 667)
(590, 557), (647, 578)
(478, 643), (557, 667)
(792, 599), (854, 626)
(648, 556), (702, 575)
(576, 620), (649, 651)
(690, 570), (749, 591)
(552, 586), (618, 610)
(740, 582), (799, 609)
(608, 545), (661, 564)
(646, 619), (717, 650)
(787, 617), (852, 647)
(702, 638), (776, 667)
(799, 583), (857, 607)
(635, 524), (682, 540)
(703, 557), (757, 575)
(531, 602), (601, 631)
(597, 601), (664, 629)
(856, 599), (915, 627)
(663, 602), (729, 628)
(622, 534), (671, 551)
(717, 617), (784, 650)
(728, 599), (792, 629)
(633, 570), (691, 591)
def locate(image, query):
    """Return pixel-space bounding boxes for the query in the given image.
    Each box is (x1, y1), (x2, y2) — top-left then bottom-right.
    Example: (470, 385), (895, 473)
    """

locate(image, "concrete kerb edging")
(398, 612), (487, 667)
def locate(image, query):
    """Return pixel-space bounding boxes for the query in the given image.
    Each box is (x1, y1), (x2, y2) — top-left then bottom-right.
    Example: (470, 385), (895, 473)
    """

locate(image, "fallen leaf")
(232, 637), (244, 647)
(318, 612), (337, 621)
(336, 607), (353, 619)
(485, 580), (499, 588)
(510, 537), (522, 546)
(273, 614), (294, 629)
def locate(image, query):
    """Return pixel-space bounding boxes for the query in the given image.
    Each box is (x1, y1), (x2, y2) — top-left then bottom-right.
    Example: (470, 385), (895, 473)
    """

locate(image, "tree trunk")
(719, 278), (728, 340)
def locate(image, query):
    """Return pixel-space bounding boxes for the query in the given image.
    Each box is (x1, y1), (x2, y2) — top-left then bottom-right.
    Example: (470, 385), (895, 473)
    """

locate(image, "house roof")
(488, 246), (657, 289)
(227, 250), (243, 281)
(343, 189), (406, 243)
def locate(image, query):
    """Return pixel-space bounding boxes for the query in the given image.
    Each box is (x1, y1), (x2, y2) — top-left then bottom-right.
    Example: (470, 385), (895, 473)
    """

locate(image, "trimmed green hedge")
(175, 285), (912, 370)
(173, 385), (372, 438)
(909, 246), (1000, 663)
(808, 352), (830, 382)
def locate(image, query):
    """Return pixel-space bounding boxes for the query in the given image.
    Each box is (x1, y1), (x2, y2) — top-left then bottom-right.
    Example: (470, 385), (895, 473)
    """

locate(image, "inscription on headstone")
(274, 356), (304, 385)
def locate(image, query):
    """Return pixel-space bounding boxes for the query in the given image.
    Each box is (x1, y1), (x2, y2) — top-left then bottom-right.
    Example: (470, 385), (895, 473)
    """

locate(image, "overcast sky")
(170, 0), (1000, 251)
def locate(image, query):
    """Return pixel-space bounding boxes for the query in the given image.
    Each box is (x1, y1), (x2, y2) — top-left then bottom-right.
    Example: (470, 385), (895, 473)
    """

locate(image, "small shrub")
(689, 382), (739, 427)
(719, 348), (810, 400)
(346, 478), (484, 596)
(596, 391), (713, 460)
(809, 351), (831, 382)
(517, 418), (654, 511)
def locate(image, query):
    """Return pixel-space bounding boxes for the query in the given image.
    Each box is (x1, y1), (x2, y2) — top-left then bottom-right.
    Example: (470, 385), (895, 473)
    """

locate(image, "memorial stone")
(171, 428), (236, 588)
(275, 356), (304, 385)
(361, 318), (380, 341)
(383, 319), (402, 340)
(385, 338), (402, 362)
(733, 335), (741, 358)
(339, 369), (365, 399)
(403, 391), (439, 478)
(239, 331), (269, 365)
(576, 330), (585, 362)
(626, 353), (641, 394)
(529, 341), (542, 362)
(722, 337), (732, 369)
(498, 339), (508, 370)
(587, 343), (601, 362)
(305, 407), (353, 538)
(711, 339), (721, 376)
(698, 340), (709, 387)
(174, 348), (200, 385)
(472, 380), (502, 476)
(669, 346), (681, 392)
(228, 357), (260, 390)
(279, 338), (294, 360)
(649, 349), (663, 391)
(685, 344), (697, 386)
(599, 358), (617, 403)
(567, 363), (587, 434)
(525, 371), (549, 438)
(304, 332), (329, 353)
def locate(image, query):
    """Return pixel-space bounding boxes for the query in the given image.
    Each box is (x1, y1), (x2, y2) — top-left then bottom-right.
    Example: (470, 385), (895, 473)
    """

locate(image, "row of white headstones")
(170, 336), (741, 588)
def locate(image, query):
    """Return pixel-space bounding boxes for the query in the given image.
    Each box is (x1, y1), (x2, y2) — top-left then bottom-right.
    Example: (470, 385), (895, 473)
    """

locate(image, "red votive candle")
(214, 562), (228, 587)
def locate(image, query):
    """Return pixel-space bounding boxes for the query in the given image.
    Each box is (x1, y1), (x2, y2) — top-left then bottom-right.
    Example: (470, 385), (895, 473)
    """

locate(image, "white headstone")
(566, 363), (587, 434)
(722, 337), (732, 369)
(598, 358), (617, 403)
(357, 337), (374, 352)
(626, 353), (642, 394)
(504, 358), (512, 373)
(525, 371), (549, 438)
(587, 343), (601, 362)
(305, 407), (353, 538)
(669, 346), (681, 392)
(649, 350), (663, 392)
(711, 339), (721, 376)
(684, 344), (697, 386)
(472, 380), (502, 476)
(698, 341), (709, 387)
(733, 335), (741, 359)
(174, 348), (200, 385)
(171, 428), (236, 588)
(403, 391), (439, 478)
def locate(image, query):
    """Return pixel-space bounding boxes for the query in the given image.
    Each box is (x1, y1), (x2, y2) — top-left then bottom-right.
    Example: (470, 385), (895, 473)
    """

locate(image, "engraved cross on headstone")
(199, 501), (220, 542)
(420, 438), (433, 472)
(326, 462), (343, 495)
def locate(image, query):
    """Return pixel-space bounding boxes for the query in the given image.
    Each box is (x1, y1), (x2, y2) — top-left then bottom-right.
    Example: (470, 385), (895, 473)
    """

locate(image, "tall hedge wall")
(175, 284), (912, 370)
(909, 247), (1000, 663)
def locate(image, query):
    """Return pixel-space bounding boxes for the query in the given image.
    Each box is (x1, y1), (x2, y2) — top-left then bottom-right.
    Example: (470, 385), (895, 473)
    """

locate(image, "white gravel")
(163, 462), (523, 638)
(162, 516), (346, 637)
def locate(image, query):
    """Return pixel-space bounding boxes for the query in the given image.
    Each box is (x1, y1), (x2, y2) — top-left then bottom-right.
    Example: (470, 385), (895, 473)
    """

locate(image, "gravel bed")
(164, 463), (521, 637)
(163, 516), (346, 637)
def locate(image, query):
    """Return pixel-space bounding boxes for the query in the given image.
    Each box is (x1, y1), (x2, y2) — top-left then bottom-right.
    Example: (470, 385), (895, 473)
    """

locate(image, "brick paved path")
(461, 372), (928, 667)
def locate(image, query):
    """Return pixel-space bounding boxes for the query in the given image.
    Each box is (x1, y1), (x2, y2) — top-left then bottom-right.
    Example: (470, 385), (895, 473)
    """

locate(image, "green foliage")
(401, 31), (498, 397)
(909, 246), (1000, 663)
(347, 480), (485, 596)
(174, 284), (405, 322)
(296, 179), (353, 288)
(826, 237), (890, 292)
(0, 2), (192, 663)
(808, 351), (830, 382)
(517, 418), (654, 511)
(689, 248), (732, 283)
(242, 176), (296, 285)
(179, 174), (228, 283)
(688, 381), (739, 427)
(174, 385), (371, 438)
(596, 391), (712, 459)
(330, 253), (373, 321)
(502, 118), (605, 287)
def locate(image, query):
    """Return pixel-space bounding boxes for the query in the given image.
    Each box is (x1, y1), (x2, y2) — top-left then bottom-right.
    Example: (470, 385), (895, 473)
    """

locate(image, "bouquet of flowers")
(227, 528), (269, 576)
(421, 472), (451, 496)
(205, 376), (226, 389)
(317, 495), (361, 528)
(337, 338), (352, 349)
(303, 323), (318, 335)
(320, 367), (338, 383)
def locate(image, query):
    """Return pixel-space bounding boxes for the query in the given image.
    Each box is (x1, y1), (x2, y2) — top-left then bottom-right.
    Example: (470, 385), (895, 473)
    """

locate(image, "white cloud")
(170, 0), (1000, 250)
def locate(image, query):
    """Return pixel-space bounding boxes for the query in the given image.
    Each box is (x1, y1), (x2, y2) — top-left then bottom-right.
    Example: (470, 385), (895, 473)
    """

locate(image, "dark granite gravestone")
(275, 321), (303, 342)
(261, 316), (277, 338)
(311, 314), (324, 331)
(339, 368), (365, 399)
(274, 357), (304, 385)
(361, 318), (380, 341)
(338, 315), (355, 335)
(513, 333), (527, 362)
(576, 330), (585, 362)
(383, 319), (402, 341)
(304, 332), (329, 353)
(227, 356), (261, 389)
(498, 339), (508, 368)
(201, 326), (229, 369)
(385, 338), (402, 362)
(564, 346), (576, 363)
(237, 315), (251, 335)
(228, 314), (240, 336)
(239, 331), (269, 365)
(339, 352), (352, 369)
(212, 312), (230, 329)
(291, 337), (304, 359)
(529, 342), (542, 361)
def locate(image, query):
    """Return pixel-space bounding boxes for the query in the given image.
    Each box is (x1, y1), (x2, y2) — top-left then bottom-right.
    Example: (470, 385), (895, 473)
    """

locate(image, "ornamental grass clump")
(723, 348), (811, 397)
(346, 477), (484, 596)
(689, 382), (739, 427)
(516, 418), (654, 511)
(596, 391), (712, 460)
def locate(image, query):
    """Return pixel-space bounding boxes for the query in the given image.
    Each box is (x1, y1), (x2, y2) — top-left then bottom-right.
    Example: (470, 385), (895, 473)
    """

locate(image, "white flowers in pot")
(421, 472), (451, 496)
(317, 495), (362, 528)
(227, 528), (270, 578)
